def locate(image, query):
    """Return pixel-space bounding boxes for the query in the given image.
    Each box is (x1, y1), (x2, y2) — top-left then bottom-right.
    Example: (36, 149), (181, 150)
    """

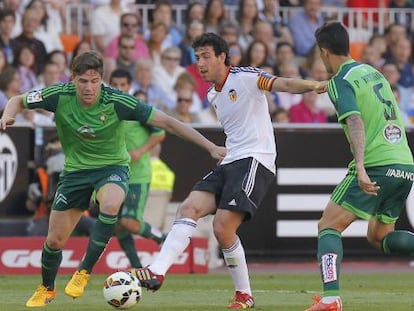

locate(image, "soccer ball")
(103, 271), (142, 309)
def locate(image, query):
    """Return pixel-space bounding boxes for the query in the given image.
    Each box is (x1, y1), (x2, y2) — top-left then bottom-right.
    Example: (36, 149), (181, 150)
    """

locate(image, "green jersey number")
(373, 83), (396, 121)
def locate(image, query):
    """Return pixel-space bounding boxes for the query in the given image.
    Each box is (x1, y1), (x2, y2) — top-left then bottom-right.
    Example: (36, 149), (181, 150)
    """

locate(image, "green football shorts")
(52, 165), (130, 211)
(331, 164), (414, 224)
(119, 183), (150, 220)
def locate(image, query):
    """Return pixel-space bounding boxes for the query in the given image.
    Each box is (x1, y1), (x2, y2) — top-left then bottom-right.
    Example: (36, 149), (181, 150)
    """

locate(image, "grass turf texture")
(1, 272), (414, 310)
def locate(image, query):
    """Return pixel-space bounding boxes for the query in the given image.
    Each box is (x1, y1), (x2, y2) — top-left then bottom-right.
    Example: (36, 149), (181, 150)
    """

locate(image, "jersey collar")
(214, 66), (231, 92)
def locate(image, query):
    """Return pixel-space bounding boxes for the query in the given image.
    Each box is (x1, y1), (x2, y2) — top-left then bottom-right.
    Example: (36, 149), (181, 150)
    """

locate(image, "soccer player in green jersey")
(305, 22), (414, 311)
(0, 51), (226, 308)
(109, 68), (166, 268)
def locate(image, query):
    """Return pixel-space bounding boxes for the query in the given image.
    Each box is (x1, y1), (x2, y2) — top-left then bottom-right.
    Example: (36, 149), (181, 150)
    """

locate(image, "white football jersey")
(207, 67), (277, 173)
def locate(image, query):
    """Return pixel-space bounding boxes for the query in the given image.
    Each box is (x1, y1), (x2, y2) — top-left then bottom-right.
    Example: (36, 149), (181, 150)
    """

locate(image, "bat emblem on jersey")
(228, 89), (237, 102)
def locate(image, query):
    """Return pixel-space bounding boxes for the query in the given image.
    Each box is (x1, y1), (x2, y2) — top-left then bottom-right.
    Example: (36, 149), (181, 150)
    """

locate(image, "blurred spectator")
(0, 65), (20, 113)
(391, 84), (411, 125)
(259, 0), (293, 46)
(387, 37), (414, 113)
(104, 12), (149, 61)
(166, 86), (201, 123)
(14, 8), (47, 75)
(242, 39), (269, 68)
(146, 21), (169, 66)
(368, 33), (387, 58)
(228, 41), (243, 66)
(133, 89), (147, 102)
(0, 0), (23, 38)
(236, 0), (259, 51)
(13, 45), (39, 92)
(380, 61), (412, 117)
(218, 20), (240, 45)
(25, 0), (63, 53)
(289, 90), (327, 123)
(362, 43), (385, 70)
(276, 63), (303, 110)
(383, 23), (407, 60)
(38, 61), (60, 88)
(173, 71), (203, 112)
(273, 41), (298, 76)
(306, 58), (335, 121)
(288, 0), (324, 58)
(146, 0), (183, 48)
(131, 58), (173, 110)
(111, 34), (137, 77)
(47, 50), (70, 83)
(183, 1), (205, 26)
(251, 20), (279, 65)
(271, 107), (290, 123)
(152, 47), (185, 103)
(90, 0), (128, 53)
(203, 0), (226, 34)
(0, 48), (9, 75)
(178, 19), (204, 67)
(0, 9), (16, 64)
(389, 0), (413, 33)
(70, 39), (92, 68)
(110, 68), (133, 94)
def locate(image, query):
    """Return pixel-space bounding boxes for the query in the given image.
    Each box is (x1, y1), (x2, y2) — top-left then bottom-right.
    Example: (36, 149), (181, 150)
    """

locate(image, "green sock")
(80, 212), (117, 272)
(317, 228), (343, 297)
(382, 230), (414, 255)
(41, 243), (62, 290)
(138, 221), (165, 244)
(117, 232), (142, 268)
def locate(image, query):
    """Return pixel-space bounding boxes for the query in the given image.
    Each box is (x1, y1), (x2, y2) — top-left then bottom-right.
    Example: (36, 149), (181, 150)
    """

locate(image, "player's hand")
(0, 117), (15, 130)
(314, 81), (328, 94)
(210, 145), (226, 161)
(357, 171), (380, 196)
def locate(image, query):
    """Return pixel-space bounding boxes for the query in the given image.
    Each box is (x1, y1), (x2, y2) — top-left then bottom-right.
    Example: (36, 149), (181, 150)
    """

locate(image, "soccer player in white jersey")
(132, 32), (326, 309)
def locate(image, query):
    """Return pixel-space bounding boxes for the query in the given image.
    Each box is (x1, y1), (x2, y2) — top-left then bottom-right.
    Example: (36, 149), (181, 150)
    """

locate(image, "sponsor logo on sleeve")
(27, 90), (43, 104)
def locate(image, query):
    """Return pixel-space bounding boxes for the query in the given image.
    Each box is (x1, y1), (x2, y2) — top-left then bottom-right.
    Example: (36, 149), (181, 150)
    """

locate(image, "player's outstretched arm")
(149, 109), (226, 161)
(0, 95), (25, 130)
(271, 77), (327, 94)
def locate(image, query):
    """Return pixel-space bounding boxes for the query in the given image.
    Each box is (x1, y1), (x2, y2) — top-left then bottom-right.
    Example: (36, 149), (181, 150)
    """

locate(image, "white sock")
(321, 296), (341, 304)
(149, 218), (197, 275)
(222, 237), (251, 296)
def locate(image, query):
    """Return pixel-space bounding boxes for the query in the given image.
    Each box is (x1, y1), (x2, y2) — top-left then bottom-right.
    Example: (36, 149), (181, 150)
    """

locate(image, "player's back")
(331, 61), (413, 167)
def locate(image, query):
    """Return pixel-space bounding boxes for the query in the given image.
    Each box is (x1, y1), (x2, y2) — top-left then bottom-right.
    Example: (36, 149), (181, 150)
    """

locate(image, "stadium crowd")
(0, 0), (414, 128)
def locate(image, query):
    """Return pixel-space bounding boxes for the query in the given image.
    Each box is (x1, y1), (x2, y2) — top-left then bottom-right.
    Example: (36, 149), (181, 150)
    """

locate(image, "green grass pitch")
(1, 272), (414, 310)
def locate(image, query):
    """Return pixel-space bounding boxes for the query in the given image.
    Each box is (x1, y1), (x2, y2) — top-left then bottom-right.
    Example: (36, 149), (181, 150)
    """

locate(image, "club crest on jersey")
(100, 113), (106, 123)
(228, 89), (237, 102)
(383, 124), (402, 144)
(27, 90), (43, 104)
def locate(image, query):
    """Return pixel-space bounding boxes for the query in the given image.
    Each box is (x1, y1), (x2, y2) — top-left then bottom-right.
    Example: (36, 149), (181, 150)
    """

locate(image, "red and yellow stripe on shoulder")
(257, 71), (277, 91)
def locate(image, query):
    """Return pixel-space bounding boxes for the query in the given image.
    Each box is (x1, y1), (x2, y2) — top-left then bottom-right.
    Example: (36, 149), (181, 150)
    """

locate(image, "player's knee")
(178, 200), (199, 220)
(46, 235), (66, 249)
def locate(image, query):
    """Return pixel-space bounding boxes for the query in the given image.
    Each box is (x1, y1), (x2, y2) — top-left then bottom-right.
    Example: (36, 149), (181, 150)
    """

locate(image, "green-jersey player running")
(109, 68), (167, 268)
(0, 51), (226, 308)
(305, 22), (414, 311)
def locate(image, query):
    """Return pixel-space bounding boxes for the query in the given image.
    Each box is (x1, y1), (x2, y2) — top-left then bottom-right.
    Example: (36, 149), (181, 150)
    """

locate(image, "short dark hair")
(192, 32), (230, 66)
(0, 66), (17, 91)
(315, 22), (349, 56)
(109, 68), (132, 84)
(0, 8), (15, 22)
(70, 51), (103, 77)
